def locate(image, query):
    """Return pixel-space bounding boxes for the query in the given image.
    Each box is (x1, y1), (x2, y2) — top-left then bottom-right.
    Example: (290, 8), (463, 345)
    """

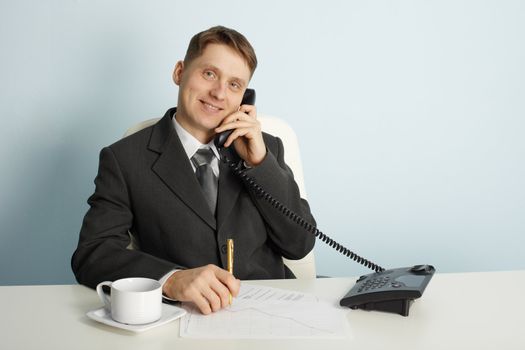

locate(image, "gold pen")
(227, 238), (234, 305)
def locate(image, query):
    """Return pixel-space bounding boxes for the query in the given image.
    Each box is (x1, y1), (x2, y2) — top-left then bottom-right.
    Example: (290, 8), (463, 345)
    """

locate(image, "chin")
(195, 116), (222, 133)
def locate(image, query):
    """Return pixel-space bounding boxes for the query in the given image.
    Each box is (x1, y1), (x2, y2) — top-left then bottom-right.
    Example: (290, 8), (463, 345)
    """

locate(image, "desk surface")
(2, 271), (524, 350)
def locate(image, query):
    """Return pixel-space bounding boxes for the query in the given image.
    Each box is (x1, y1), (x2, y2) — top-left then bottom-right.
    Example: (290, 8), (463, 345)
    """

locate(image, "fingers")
(225, 275), (241, 297)
(214, 267), (241, 297)
(210, 273), (239, 308)
(219, 103), (256, 125)
(214, 105), (266, 165)
(217, 110), (258, 131)
(201, 281), (223, 312)
(192, 290), (214, 315)
(239, 103), (256, 117)
(215, 114), (262, 148)
(216, 119), (257, 134)
(225, 126), (256, 148)
(166, 265), (240, 315)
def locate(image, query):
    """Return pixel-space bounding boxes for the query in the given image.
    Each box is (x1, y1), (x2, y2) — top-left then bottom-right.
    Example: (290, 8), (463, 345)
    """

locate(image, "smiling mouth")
(200, 100), (223, 112)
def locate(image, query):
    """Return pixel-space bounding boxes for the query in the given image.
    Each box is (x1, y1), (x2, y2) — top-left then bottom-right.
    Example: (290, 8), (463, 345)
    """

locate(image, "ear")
(172, 60), (184, 85)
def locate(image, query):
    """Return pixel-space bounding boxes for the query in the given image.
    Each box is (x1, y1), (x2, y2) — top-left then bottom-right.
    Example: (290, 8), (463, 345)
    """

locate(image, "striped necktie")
(191, 148), (218, 214)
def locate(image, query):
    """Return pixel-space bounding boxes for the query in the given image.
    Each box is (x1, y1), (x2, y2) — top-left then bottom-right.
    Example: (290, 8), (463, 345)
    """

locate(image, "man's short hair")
(184, 26), (257, 77)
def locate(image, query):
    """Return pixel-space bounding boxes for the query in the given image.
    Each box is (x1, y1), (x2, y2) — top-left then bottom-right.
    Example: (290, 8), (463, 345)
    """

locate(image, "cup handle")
(96, 281), (112, 311)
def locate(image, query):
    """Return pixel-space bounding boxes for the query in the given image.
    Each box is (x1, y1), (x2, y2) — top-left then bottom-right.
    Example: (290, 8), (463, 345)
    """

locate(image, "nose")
(209, 81), (226, 101)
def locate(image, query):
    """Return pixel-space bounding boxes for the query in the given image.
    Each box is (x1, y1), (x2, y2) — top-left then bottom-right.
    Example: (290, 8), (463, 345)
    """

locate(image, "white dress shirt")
(172, 117), (220, 176)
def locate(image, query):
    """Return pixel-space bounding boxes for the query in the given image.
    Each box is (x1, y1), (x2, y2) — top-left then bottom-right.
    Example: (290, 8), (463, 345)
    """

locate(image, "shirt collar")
(172, 116), (220, 160)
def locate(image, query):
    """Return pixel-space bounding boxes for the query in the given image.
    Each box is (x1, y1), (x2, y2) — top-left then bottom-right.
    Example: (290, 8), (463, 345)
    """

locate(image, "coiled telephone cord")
(222, 156), (386, 273)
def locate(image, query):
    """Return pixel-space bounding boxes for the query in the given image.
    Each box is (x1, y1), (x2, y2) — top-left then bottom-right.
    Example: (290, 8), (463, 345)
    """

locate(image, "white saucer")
(87, 303), (186, 333)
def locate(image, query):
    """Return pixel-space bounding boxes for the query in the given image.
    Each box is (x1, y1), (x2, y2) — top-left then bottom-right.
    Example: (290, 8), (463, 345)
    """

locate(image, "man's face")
(173, 43), (251, 143)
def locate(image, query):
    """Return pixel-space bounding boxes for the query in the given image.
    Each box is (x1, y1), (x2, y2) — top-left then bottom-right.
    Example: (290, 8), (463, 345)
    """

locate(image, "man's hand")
(162, 265), (240, 315)
(214, 104), (266, 167)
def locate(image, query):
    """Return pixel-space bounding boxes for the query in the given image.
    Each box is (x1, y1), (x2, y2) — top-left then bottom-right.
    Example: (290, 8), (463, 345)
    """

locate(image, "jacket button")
(220, 244), (227, 254)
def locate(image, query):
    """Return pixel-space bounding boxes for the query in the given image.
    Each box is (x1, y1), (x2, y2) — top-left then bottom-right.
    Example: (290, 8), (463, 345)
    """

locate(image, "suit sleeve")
(243, 136), (316, 260)
(71, 147), (179, 289)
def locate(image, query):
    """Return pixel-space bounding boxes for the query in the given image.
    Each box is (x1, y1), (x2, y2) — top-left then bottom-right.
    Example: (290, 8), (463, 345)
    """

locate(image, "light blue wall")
(1, 0), (524, 285)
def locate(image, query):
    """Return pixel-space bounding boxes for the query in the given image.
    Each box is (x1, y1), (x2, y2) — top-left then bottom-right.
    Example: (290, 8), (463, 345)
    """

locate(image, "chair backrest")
(123, 114), (316, 279)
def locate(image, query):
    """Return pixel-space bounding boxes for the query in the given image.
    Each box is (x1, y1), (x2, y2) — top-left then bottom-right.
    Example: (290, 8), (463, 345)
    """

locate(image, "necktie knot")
(191, 148), (215, 168)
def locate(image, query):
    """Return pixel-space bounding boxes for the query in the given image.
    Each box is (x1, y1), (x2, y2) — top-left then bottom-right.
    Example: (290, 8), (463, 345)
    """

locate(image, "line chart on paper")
(179, 284), (349, 339)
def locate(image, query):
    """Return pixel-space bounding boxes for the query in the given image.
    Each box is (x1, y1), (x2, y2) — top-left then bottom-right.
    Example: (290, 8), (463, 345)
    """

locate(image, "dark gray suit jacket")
(72, 108), (316, 289)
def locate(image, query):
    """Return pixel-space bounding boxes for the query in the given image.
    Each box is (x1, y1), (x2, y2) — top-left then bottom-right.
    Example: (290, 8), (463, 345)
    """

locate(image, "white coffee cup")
(96, 277), (162, 325)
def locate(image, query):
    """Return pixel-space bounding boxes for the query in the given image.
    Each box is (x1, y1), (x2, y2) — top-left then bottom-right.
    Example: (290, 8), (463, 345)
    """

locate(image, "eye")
(230, 81), (242, 91)
(203, 70), (216, 80)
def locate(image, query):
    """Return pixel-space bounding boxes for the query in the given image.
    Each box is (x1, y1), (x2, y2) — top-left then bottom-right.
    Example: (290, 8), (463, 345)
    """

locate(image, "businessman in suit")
(71, 26), (315, 315)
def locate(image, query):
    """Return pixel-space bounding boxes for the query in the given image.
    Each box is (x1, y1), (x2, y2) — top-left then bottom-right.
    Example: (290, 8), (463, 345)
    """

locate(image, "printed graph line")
(227, 307), (335, 334)
(182, 304), (196, 334)
(183, 304), (335, 335)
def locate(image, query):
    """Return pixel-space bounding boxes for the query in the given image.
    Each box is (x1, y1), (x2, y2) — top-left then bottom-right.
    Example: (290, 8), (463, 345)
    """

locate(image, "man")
(72, 26), (315, 315)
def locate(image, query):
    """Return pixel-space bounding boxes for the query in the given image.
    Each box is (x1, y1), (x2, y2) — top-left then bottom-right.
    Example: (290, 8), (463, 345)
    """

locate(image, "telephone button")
(357, 275), (367, 283)
(391, 282), (403, 288)
(360, 276), (391, 292)
(410, 264), (434, 274)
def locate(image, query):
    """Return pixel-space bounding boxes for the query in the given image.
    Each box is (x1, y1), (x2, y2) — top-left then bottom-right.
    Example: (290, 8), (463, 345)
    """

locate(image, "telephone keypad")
(357, 276), (391, 293)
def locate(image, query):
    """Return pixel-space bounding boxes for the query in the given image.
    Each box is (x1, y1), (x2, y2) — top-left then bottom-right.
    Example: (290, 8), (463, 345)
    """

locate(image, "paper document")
(179, 283), (348, 339)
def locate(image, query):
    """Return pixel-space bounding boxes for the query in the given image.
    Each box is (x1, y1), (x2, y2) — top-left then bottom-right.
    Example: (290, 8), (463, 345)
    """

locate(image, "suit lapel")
(149, 109), (216, 230)
(216, 147), (243, 232)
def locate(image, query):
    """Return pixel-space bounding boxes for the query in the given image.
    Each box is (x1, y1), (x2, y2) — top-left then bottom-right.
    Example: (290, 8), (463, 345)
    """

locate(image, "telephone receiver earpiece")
(214, 88), (256, 149)
(240, 88), (256, 106)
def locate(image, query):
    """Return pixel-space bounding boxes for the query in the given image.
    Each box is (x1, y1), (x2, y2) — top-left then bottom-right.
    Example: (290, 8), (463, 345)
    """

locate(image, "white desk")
(2, 271), (524, 350)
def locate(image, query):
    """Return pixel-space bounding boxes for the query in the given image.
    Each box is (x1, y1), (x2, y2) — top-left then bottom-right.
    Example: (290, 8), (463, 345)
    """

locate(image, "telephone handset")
(214, 88), (435, 316)
(214, 88), (256, 149)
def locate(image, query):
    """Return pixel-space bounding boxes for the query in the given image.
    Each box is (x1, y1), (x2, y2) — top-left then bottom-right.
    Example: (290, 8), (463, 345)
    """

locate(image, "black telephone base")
(350, 298), (413, 316)
(340, 265), (435, 316)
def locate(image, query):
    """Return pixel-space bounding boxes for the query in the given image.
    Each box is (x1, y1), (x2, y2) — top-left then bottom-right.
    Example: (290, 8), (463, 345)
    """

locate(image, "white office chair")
(123, 114), (317, 279)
